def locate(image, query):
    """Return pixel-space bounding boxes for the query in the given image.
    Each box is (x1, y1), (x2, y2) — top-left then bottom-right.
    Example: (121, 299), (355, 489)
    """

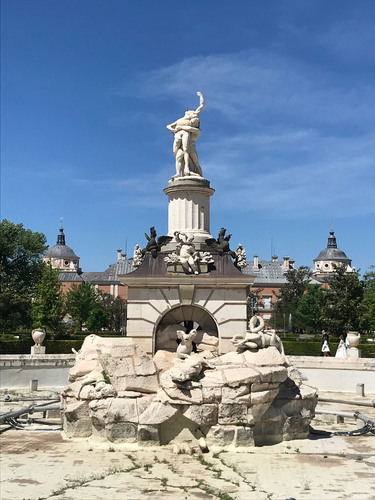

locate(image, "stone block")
(251, 382), (279, 392)
(250, 389), (278, 405)
(206, 425), (235, 446)
(218, 403), (248, 425)
(282, 416), (310, 440)
(222, 384), (249, 403)
(183, 404), (218, 426)
(201, 385), (222, 404)
(163, 386), (203, 405)
(234, 426), (254, 447)
(255, 366), (288, 384)
(107, 397), (139, 424)
(113, 374), (159, 393)
(106, 422), (137, 442)
(137, 424), (160, 444)
(223, 367), (260, 387)
(63, 400), (92, 438)
(134, 356), (157, 376)
(138, 400), (178, 425)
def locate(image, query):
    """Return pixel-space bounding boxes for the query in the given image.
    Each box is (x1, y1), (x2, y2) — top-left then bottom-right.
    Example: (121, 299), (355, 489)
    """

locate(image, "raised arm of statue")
(195, 92), (205, 115)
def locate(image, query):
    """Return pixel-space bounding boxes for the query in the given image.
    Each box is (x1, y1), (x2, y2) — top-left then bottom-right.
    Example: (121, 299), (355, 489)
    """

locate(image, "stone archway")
(155, 305), (218, 353)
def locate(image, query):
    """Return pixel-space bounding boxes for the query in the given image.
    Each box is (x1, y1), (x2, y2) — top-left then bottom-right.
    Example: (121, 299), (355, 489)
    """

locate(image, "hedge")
(1, 337), (375, 357)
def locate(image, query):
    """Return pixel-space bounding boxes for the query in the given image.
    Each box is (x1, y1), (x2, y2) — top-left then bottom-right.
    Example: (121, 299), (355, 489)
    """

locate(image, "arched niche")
(155, 305), (218, 353)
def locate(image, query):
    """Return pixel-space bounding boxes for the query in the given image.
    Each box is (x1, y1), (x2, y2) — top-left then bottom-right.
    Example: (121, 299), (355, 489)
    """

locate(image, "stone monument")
(119, 93), (252, 355)
(61, 94), (318, 449)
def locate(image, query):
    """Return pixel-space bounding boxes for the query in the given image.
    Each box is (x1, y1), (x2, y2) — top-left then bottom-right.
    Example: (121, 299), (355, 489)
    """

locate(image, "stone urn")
(346, 331), (360, 348)
(32, 328), (46, 346)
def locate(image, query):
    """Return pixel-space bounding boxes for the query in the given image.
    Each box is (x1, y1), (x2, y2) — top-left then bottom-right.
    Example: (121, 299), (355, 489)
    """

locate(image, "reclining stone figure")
(232, 315), (285, 355)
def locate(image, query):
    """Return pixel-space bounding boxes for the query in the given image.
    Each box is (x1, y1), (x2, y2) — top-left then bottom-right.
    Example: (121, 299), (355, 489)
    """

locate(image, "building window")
(262, 295), (272, 309)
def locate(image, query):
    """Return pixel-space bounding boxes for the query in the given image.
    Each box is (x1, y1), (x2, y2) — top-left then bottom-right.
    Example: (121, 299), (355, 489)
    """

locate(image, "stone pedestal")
(163, 177), (215, 249)
(31, 345), (46, 355)
(347, 348), (361, 359)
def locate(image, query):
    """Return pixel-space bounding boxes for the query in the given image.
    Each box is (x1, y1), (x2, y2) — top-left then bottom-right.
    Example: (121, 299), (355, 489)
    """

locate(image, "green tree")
(0, 220), (47, 332)
(86, 304), (108, 332)
(295, 285), (327, 333)
(65, 283), (97, 332)
(360, 267), (375, 333)
(99, 293), (126, 331)
(275, 267), (312, 332)
(322, 265), (364, 337)
(31, 263), (66, 337)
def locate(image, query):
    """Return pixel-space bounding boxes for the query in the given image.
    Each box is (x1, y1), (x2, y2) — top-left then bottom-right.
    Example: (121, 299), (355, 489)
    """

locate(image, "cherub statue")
(235, 243), (247, 268)
(142, 226), (172, 257)
(133, 244), (143, 267)
(175, 231), (200, 274)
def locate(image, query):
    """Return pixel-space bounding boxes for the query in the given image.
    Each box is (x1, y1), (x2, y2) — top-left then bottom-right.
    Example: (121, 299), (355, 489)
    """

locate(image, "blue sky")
(1, 0), (374, 274)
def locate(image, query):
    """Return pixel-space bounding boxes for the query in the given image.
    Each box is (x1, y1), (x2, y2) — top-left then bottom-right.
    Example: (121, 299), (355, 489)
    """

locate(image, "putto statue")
(164, 231), (214, 274)
(235, 243), (247, 268)
(133, 244), (143, 268)
(167, 92), (204, 179)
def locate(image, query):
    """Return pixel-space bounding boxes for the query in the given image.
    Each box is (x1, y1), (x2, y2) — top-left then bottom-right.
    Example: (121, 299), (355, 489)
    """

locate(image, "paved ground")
(1, 390), (374, 500)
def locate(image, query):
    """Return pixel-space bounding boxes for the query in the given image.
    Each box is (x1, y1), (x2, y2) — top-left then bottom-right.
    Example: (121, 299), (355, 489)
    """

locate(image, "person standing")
(321, 333), (330, 357)
(335, 335), (347, 358)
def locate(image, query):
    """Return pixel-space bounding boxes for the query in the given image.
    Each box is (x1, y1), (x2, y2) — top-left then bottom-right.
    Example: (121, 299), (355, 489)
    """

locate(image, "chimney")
(121, 252), (126, 261)
(283, 256), (290, 269)
(272, 255), (278, 262)
(253, 254), (259, 269)
(289, 259), (295, 269)
(117, 248), (122, 261)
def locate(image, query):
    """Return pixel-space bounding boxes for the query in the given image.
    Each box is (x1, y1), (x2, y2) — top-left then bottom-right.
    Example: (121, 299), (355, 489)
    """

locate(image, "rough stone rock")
(137, 424), (160, 444)
(206, 425), (236, 445)
(107, 397), (139, 424)
(250, 389), (279, 405)
(282, 416), (310, 440)
(63, 400), (91, 437)
(61, 334), (317, 446)
(138, 401), (178, 425)
(162, 386), (203, 405)
(211, 351), (244, 366)
(255, 365), (288, 384)
(218, 403), (248, 425)
(106, 422), (137, 442)
(182, 404), (218, 426)
(69, 359), (100, 382)
(234, 426), (254, 447)
(222, 367), (260, 387)
(242, 346), (287, 366)
(152, 349), (176, 373)
(221, 384), (249, 403)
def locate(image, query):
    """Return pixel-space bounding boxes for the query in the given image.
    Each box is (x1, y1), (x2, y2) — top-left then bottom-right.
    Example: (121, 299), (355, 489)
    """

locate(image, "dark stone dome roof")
(44, 245), (79, 260)
(313, 230), (351, 264)
(314, 247), (350, 263)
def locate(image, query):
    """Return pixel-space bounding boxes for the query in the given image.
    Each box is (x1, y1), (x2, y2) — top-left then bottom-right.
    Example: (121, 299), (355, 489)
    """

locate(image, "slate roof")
(81, 260), (134, 283)
(58, 271), (83, 282)
(242, 260), (289, 285)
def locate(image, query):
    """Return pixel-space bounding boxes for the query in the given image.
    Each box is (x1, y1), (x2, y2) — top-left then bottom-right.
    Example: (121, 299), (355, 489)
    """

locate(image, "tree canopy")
(322, 265), (364, 336)
(0, 220), (47, 332)
(31, 263), (66, 337)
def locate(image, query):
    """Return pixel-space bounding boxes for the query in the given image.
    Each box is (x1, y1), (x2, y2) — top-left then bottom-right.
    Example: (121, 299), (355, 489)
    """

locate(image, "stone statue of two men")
(166, 92), (204, 179)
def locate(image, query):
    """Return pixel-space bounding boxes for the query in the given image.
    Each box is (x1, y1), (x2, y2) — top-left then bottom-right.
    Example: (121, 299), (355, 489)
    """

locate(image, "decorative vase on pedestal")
(31, 328), (46, 355)
(346, 331), (361, 359)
